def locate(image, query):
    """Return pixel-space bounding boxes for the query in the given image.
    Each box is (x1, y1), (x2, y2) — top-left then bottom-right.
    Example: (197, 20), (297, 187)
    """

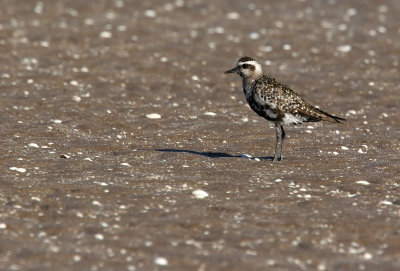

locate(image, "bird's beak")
(224, 67), (239, 74)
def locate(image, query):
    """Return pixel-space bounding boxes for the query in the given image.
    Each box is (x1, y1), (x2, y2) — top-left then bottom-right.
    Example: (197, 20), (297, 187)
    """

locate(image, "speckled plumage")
(225, 57), (345, 161)
(246, 74), (343, 125)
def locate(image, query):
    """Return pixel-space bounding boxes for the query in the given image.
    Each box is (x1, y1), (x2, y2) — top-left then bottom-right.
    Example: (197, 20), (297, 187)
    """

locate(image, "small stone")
(249, 32), (260, 39)
(337, 45), (352, 53)
(363, 252), (373, 260)
(283, 44), (291, 50)
(92, 200), (102, 206)
(347, 8), (358, 16)
(204, 112), (216, 116)
(356, 180), (370, 185)
(34, 1), (44, 14)
(154, 257), (168, 266)
(274, 179), (283, 183)
(0, 223), (6, 229)
(72, 95), (81, 102)
(10, 167), (26, 173)
(341, 146), (349, 150)
(380, 200), (393, 205)
(60, 154), (70, 159)
(226, 12), (240, 20)
(192, 189), (209, 199)
(146, 113), (161, 119)
(99, 31), (112, 38)
(94, 233), (104, 240)
(144, 10), (157, 18)
(241, 154), (252, 159)
(28, 143), (39, 148)
(121, 162), (131, 167)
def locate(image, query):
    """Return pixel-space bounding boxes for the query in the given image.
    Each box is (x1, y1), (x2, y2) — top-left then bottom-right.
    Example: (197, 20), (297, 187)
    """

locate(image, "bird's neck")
(242, 74), (261, 86)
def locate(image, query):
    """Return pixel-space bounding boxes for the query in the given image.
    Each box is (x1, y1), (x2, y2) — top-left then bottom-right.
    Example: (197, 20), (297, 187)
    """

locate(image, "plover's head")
(224, 56), (262, 80)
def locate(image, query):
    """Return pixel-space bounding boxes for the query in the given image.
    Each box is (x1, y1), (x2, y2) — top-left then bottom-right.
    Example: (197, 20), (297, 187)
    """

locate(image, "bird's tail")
(316, 108), (346, 123)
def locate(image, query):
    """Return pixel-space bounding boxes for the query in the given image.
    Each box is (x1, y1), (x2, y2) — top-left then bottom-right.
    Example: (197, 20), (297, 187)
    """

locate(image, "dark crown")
(238, 56), (256, 63)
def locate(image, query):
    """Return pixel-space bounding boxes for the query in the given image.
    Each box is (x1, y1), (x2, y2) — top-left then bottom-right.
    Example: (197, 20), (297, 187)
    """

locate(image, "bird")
(224, 56), (345, 161)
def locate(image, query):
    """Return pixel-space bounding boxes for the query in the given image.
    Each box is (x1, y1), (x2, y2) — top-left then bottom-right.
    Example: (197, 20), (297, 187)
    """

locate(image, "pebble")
(249, 32), (260, 39)
(60, 154), (70, 159)
(70, 80), (79, 86)
(28, 143), (39, 148)
(347, 110), (357, 115)
(341, 146), (349, 150)
(337, 45), (352, 53)
(34, 1), (44, 14)
(94, 233), (104, 240)
(72, 95), (81, 102)
(363, 252), (373, 260)
(347, 8), (358, 16)
(99, 31), (112, 38)
(283, 44), (292, 50)
(0, 223), (6, 229)
(356, 181), (370, 185)
(226, 12), (240, 20)
(121, 162), (131, 167)
(10, 167), (26, 173)
(380, 200), (393, 205)
(52, 119), (63, 124)
(146, 113), (161, 119)
(144, 10), (157, 18)
(274, 179), (283, 183)
(204, 112), (216, 116)
(92, 200), (102, 206)
(241, 154), (252, 159)
(192, 189), (209, 199)
(154, 257), (168, 266)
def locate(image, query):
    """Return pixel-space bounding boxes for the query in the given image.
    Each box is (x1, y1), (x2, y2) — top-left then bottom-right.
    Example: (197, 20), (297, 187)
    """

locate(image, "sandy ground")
(1, 0), (400, 270)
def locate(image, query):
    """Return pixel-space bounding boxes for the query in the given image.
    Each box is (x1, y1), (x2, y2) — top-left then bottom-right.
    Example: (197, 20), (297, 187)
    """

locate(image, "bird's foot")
(272, 156), (283, 162)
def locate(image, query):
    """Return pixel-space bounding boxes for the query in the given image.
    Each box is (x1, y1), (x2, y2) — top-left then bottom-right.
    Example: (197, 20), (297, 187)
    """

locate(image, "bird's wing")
(254, 76), (305, 112)
(254, 76), (344, 123)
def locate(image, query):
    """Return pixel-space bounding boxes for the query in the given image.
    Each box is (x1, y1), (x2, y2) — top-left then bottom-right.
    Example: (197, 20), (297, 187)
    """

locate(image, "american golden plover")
(225, 56), (345, 161)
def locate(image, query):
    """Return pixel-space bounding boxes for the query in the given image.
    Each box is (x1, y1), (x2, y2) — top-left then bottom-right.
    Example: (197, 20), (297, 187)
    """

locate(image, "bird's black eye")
(242, 64), (249, 69)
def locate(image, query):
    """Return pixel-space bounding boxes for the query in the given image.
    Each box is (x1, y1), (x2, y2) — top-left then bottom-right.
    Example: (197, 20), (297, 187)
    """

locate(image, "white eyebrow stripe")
(238, 60), (258, 66)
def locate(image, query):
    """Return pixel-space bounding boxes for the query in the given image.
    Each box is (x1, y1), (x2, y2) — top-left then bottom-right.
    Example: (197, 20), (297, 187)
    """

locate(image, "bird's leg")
(273, 123), (281, 161)
(279, 125), (286, 161)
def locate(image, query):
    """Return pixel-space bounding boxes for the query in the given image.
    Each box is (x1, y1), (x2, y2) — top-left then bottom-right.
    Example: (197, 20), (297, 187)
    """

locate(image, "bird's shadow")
(151, 148), (274, 160)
